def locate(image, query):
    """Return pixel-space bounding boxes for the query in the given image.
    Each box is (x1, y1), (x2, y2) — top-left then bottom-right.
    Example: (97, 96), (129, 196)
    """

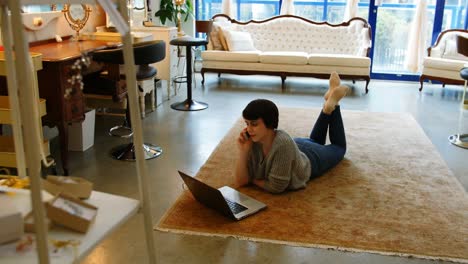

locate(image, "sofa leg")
(281, 75), (286, 90)
(218, 73), (221, 78)
(365, 79), (370, 94)
(201, 72), (205, 85)
(419, 75), (425, 91)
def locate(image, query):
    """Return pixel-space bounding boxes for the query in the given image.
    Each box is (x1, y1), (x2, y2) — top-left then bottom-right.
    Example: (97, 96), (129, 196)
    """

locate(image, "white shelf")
(0, 188), (140, 264)
(0, 1), (156, 262)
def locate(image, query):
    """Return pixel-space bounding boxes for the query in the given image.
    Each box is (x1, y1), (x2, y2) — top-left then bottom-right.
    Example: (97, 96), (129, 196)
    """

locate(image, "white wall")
(0, 6), (105, 45)
(0, 3), (196, 46)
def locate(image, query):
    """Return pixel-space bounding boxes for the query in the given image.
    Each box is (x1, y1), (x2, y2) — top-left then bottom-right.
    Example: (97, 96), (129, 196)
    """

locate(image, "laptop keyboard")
(225, 199), (248, 214)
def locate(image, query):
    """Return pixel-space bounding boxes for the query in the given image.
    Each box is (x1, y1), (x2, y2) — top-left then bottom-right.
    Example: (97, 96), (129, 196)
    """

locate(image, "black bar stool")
(87, 40), (166, 160)
(170, 36), (208, 111)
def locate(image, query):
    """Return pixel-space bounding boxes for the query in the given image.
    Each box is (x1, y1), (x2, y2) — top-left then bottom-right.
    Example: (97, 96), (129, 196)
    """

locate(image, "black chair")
(84, 40), (166, 160)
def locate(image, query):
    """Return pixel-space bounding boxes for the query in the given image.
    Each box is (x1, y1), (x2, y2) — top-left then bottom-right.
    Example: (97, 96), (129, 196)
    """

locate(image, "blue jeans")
(294, 106), (346, 179)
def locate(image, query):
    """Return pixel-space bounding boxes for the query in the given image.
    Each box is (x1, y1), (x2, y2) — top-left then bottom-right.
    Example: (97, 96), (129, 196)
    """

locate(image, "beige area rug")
(156, 108), (468, 263)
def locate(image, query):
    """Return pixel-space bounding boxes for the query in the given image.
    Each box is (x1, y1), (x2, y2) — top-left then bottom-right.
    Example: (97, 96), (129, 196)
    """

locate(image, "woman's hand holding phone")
(237, 128), (252, 154)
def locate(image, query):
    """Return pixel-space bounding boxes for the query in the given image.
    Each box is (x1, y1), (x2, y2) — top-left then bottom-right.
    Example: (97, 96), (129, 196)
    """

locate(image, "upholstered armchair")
(419, 29), (468, 91)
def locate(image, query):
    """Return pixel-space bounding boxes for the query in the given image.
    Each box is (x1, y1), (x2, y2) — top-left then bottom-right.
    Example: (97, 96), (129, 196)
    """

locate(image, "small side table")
(169, 36), (208, 111)
(448, 67), (468, 149)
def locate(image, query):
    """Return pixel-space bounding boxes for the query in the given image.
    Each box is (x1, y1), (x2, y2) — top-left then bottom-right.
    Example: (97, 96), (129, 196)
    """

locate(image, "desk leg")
(57, 122), (70, 175)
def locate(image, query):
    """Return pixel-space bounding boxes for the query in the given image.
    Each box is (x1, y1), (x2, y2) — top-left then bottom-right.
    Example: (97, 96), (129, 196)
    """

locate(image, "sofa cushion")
(202, 60), (370, 76)
(259, 51), (308, 65)
(308, 54), (371, 67)
(423, 57), (467, 71)
(422, 67), (465, 81)
(201, 50), (261, 62)
(222, 30), (257, 51)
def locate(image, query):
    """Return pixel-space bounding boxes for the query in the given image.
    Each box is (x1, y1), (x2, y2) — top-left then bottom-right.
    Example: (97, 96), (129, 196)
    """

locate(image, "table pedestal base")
(448, 134), (468, 149)
(171, 99), (208, 111)
(111, 143), (162, 161)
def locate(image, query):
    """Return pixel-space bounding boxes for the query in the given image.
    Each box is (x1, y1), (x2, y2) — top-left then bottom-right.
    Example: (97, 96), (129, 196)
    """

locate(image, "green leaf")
(154, 0), (193, 26)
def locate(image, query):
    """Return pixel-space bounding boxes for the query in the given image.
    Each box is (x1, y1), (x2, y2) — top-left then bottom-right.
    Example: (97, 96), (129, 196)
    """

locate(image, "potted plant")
(155, 0), (194, 25)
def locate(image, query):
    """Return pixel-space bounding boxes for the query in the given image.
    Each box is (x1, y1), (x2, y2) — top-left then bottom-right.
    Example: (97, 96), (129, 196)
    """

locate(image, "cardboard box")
(42, 176), (93, 199)
(68, 108), (95, 151)
(0, 199), (23, 244)
(23, 210), (53, 233)
(45, 193), (98, 233)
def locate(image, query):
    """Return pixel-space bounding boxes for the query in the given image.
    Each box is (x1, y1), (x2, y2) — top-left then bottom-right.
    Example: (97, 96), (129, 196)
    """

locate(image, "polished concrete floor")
(60, 74), (467, 264)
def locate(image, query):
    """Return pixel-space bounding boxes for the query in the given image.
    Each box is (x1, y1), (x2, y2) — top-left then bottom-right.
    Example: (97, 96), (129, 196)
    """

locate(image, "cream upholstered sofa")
(200, 14), (372, 93)
(419, 29), (468, 91)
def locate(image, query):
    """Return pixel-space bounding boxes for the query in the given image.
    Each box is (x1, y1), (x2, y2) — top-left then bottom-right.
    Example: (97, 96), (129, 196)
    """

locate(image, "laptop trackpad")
(219, 186), (253, 203)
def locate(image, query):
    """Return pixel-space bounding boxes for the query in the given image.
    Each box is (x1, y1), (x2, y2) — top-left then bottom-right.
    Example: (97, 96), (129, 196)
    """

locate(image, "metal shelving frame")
(0, 0), (157, 263)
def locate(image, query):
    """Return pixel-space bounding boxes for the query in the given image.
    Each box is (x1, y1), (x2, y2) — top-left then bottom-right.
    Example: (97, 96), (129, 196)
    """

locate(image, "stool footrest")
(110, 143), (162, 160)
(173, 76), (188, 84)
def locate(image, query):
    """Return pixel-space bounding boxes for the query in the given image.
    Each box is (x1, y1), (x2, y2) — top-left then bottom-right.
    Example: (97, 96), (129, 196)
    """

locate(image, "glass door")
(369, 0), (436, 79)
(368, 0), (467, 80)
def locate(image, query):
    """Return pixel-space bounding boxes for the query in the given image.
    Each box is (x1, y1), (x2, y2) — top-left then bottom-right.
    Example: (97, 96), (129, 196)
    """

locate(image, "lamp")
(175, 0), (186, 36)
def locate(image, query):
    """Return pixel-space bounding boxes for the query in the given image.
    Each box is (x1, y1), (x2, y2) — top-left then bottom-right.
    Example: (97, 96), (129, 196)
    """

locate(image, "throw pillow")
(222, 30), (257, 52)
(443, 38), (467, 61)
(209, 23), (224, 50)
(209, 22), (234, 51)
(218, 28), (229, 51)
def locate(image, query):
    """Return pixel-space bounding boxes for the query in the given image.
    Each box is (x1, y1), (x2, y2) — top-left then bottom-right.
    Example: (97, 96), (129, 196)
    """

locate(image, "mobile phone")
(245, 131), (250, 139)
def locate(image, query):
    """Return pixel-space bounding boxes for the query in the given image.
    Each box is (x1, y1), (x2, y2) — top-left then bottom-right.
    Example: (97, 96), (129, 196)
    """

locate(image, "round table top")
(170, 36), (208, 46)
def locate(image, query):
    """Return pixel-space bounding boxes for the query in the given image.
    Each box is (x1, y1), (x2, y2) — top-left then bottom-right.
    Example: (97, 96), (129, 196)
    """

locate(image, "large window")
(196, 0), (222, 20)
(372, 0), (437, 74)
(195, 0), (368, 22)
(441, 0), (467, 30)
(195, 0), (468, 79)
(294, 0), (369, 23)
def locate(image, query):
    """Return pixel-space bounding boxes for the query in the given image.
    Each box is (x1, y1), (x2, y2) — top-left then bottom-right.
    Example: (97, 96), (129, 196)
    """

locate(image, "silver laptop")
(178, 171), (267, 220)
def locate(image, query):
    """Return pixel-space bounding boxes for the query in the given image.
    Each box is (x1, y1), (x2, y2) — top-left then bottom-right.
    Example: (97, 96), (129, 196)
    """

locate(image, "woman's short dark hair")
(242, 99), (279, 129)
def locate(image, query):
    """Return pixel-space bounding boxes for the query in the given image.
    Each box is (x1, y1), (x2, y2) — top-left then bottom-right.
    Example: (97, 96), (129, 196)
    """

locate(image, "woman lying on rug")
(235, 72), (348, 194)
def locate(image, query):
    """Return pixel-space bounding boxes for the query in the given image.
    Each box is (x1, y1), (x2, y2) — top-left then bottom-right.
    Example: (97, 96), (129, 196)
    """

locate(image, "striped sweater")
(247, 129), (311, 193)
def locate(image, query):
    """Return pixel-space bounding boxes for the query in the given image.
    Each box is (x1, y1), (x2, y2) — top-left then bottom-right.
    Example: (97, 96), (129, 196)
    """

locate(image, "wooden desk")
(81, 31), (154, 43)
(30, 40), (110, 175)
(0, 40), (110, 175)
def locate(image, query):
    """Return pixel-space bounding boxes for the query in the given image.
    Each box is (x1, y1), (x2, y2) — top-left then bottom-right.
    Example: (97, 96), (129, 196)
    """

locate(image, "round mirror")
(62, 4), (91, 39)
